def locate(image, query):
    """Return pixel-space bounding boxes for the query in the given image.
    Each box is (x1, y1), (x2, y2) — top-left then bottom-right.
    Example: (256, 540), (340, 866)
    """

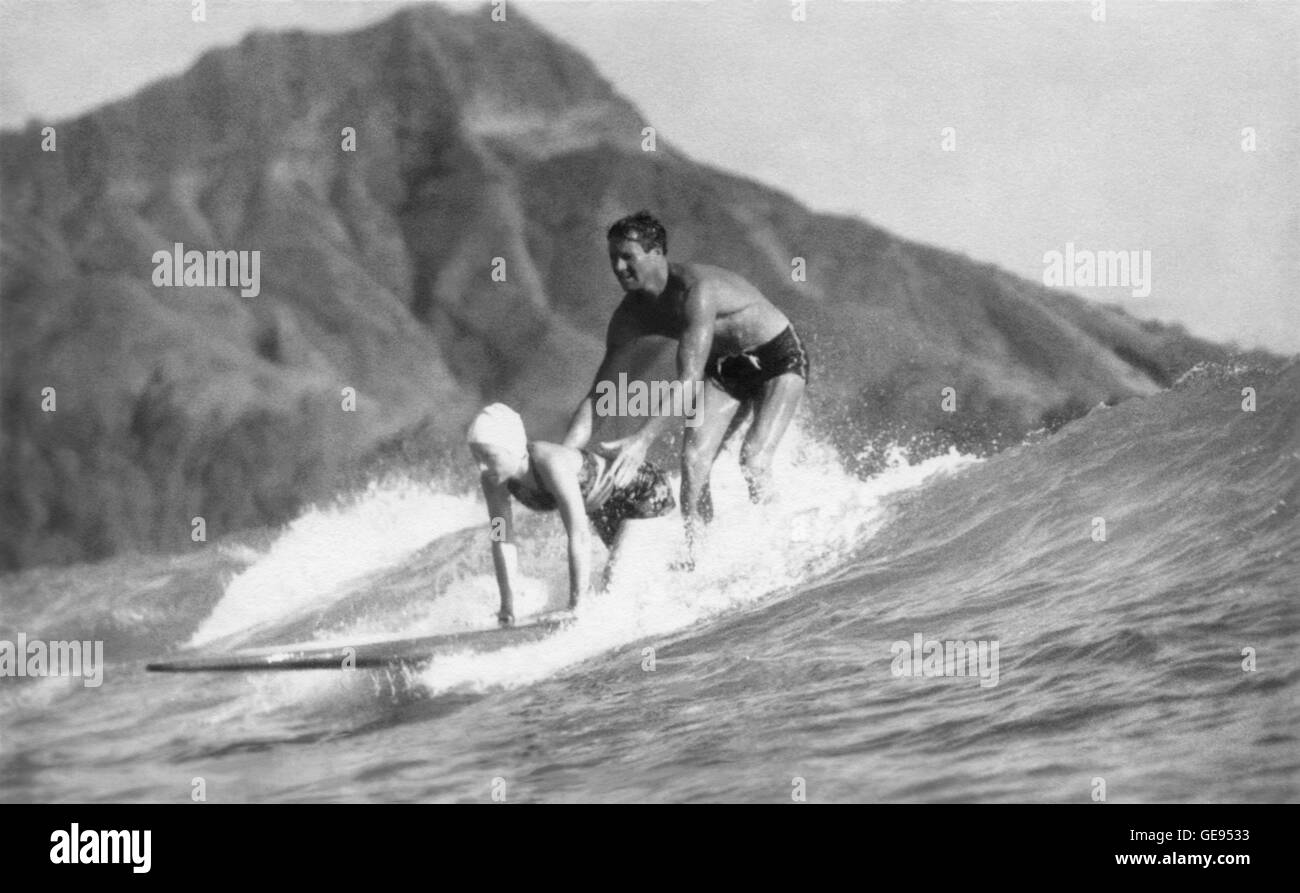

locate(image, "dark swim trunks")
(707, 324), (810, 402)
(507, 446), (675, 547)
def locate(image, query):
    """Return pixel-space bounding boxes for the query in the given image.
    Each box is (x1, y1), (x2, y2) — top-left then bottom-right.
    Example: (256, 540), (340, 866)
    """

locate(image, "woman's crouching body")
(467, 404), (675, 626)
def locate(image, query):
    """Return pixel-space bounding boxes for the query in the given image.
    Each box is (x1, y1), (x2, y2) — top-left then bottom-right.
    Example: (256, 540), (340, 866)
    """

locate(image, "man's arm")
(597, 282), (716, 486)
(672, 282), (715, 415)
(562, 304), (639, 449)
(561, 394), (596, 451)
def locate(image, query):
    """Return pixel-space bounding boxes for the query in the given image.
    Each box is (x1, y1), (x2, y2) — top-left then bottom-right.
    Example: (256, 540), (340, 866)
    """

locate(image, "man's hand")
(593, 434), (650, 490)
(583, 477), (613, 511)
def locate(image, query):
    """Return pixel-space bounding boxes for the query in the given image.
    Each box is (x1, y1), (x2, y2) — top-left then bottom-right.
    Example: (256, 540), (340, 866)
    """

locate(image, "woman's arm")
(480, 475), (520, 625)
(530, 443), (594, 609)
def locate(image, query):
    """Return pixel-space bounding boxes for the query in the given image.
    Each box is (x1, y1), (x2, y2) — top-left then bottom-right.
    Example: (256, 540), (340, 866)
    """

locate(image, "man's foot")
(743, 466), (776, 505)
(669, 539), (697, 572)
(668, 555), (696, 572)
(496, 610), (515, 628)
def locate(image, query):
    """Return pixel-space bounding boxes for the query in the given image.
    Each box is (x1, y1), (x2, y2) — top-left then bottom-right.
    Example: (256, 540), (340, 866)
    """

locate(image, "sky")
(1, 0), (1296, 353)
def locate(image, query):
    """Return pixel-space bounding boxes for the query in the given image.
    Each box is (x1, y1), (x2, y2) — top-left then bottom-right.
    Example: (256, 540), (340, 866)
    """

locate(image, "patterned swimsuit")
(507, 445), (676, 547)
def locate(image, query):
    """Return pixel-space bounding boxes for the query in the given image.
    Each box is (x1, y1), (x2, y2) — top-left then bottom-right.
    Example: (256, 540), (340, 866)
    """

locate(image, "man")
(561, 210), (809, 558)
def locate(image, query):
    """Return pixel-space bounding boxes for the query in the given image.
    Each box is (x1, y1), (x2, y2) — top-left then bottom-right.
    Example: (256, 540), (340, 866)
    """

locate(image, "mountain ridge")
(0, 3), (1277, 570)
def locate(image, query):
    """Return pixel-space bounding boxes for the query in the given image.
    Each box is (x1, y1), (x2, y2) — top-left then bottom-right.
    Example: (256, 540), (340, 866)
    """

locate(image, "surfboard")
(145, 615), (574, 673)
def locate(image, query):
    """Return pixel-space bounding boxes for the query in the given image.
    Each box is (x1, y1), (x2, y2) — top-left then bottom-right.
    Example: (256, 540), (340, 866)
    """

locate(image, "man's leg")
(681, 380), (741, 552)
(739, 372), (805, 503)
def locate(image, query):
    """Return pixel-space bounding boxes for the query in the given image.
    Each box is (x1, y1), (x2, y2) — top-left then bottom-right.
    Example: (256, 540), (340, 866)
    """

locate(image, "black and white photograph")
(1, 0), (1296, 827)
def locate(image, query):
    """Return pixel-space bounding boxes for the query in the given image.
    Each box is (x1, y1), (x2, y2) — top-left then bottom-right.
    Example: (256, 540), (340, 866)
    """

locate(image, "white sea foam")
(188, 477), (483, 647)
(412, 424), (978, 694)
(184, 423), (977, 704)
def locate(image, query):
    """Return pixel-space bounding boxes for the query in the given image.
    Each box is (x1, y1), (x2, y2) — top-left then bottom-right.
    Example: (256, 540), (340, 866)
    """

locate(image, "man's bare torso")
(610, 262), (789, 355)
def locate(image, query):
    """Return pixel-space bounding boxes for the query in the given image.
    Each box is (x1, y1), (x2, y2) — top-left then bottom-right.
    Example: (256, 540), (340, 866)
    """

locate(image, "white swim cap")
(466, 403), (527, 457)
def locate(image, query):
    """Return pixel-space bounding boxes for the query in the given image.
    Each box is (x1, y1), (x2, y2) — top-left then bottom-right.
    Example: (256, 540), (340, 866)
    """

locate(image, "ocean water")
(1, 363), (1296, 803)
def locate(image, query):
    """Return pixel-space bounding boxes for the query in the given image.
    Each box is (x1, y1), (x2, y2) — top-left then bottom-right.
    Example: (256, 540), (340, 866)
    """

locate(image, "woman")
(466, 404), (675, 626)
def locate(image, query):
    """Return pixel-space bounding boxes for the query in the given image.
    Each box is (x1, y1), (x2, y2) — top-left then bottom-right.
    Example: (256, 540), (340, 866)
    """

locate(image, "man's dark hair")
(607, 210), (667, 254)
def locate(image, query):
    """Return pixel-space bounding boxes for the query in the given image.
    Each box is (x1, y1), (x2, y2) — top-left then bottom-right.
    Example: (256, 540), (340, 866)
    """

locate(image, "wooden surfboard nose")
(146, 615), (575, 673)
